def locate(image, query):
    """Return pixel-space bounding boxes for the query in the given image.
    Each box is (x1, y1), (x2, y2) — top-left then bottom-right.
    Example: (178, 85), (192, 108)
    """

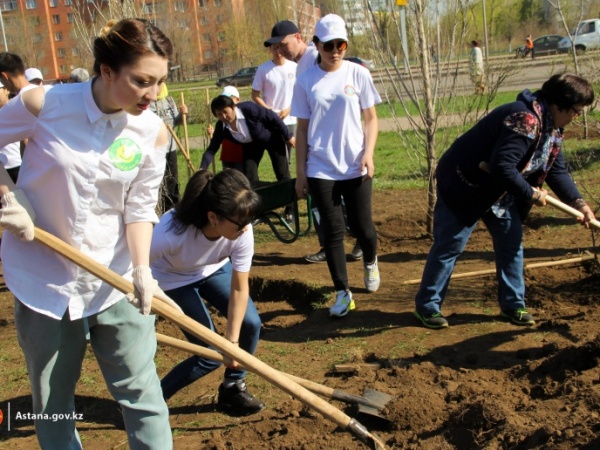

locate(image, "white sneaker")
(364, 257), (380, 292)
(329, 290), (355, 317)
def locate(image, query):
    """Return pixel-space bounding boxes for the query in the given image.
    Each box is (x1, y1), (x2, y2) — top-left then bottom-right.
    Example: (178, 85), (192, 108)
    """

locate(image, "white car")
(558, 19), (600, 55)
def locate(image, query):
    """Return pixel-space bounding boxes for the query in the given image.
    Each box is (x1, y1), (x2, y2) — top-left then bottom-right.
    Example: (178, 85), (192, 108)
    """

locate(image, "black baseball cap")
(264, 20), (300, 47)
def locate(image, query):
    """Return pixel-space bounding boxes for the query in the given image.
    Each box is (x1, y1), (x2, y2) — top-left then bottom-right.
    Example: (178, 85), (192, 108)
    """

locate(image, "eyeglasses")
(570, 106), (583, 117)
(321, 40), (348, 53)
(222, 215), (250, 232)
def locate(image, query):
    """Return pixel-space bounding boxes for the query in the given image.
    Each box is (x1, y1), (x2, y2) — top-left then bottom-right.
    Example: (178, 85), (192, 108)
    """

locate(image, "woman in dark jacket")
(414, 73), (595, 329)
(200, 95), (295, 187)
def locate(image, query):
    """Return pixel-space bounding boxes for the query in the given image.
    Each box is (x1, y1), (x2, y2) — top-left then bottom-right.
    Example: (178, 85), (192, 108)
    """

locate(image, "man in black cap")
(264, 20), (318, 76)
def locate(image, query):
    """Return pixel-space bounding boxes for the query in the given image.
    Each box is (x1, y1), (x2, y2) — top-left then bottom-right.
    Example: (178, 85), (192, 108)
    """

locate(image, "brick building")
(0, 0), (320, 82)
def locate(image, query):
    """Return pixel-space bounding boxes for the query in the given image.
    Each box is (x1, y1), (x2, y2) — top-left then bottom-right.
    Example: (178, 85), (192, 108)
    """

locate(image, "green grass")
(176, 124), (600, 197)
(171, 89), (523, 136)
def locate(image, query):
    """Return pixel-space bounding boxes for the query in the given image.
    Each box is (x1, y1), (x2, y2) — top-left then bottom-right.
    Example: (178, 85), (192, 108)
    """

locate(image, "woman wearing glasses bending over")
(292, 14), (382, 318)
(150, 169), (266, 416)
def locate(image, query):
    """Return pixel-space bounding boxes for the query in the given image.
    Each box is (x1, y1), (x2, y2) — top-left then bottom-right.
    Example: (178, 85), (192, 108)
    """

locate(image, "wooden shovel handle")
(166, 124), (195, 173)
(155, 333), (387, 410)
(31, 227), (386, 450)
(478, 162), (599, 230)
(545, 196), (600, 230)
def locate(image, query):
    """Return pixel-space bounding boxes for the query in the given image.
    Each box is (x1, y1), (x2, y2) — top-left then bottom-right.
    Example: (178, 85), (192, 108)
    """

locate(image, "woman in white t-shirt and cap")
(292, 14), (381, 318)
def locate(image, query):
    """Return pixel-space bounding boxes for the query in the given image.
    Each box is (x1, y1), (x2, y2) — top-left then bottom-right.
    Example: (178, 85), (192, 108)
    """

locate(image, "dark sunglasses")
(322, 40), (348, 52)
(222, 215), (251, 232)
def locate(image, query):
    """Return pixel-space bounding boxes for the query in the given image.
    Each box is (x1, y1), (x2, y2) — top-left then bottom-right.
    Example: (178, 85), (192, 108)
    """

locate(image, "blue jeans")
(160, 262), (261, 400)
(415, 194), (526, 316)
(15, 298), (172, 450)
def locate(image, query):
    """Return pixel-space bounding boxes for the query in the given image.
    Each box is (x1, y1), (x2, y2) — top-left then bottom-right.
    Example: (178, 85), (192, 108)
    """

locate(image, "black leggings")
(307, 176), (377, 291)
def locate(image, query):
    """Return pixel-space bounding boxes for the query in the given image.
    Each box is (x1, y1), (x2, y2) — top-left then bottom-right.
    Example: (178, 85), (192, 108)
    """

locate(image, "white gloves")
(127, 265), (183, 315)
(0, 189), (36, 241)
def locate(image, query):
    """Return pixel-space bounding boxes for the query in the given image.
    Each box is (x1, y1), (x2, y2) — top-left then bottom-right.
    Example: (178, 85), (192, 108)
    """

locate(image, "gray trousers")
(14, 298), (172, 450)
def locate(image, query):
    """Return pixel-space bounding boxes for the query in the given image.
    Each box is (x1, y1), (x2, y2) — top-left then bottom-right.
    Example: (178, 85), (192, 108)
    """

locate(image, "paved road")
(187, 54), (579, 148)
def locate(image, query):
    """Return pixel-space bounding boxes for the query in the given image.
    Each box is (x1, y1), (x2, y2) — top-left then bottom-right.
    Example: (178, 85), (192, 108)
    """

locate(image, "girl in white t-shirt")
(151, 169), (265, 416)
(291, 14), (382, 318)
(0, 19), (176, 449)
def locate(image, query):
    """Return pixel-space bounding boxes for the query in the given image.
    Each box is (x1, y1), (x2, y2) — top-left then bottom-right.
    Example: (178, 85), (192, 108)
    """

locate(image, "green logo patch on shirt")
(109, 138), (142, 171)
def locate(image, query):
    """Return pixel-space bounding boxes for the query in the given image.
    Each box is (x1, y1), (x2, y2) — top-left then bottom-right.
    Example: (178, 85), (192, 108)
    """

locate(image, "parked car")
(515, 35), (563, 57)
(344, 57), (375, 71)
(216, 66), (258, 87)
(558, 19), (600, 55)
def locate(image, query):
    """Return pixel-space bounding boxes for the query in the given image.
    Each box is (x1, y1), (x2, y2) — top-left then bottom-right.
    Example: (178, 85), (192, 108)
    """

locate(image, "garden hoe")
(32, 227), (388, 450)
(155, 333), (392, 423)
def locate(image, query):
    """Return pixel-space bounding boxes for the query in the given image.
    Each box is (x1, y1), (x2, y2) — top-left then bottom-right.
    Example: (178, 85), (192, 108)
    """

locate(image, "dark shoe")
(501, 308), (535, 326)
(217, 380), (265, 416)
(285, 213), (295, 224)
(413, 310), (448, 329)
(305, 248), (326, 263)
(350, 241), (363, 261)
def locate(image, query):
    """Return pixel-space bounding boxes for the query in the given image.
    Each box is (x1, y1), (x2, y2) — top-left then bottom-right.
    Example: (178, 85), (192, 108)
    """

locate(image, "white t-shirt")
(291, 60), (382, 180)
(0, 84), (39, 170)
(0, 141), (21, 169)
(296, 44), (319, 76)
(150, 210), (254, 291)
(252, 59), (298, 126)
(0, 82), (167, 320)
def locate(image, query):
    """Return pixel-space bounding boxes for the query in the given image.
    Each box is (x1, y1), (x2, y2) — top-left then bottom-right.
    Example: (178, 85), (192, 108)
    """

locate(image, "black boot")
(217, 380), (265, 416)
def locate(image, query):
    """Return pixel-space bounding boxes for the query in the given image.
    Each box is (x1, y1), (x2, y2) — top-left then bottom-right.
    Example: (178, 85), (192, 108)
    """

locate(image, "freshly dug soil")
(1, 186), (600, 449)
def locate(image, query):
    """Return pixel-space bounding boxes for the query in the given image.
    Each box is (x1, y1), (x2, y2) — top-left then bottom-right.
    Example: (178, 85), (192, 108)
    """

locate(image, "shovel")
(155, 332), (392, 421)
(31, 227), (388, 450)
(479, 161), (600, 230)
(544, 195), (600, 230)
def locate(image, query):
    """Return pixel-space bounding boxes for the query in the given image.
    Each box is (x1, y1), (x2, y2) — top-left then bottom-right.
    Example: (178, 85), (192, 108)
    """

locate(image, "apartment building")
(0, 0), (320, 82)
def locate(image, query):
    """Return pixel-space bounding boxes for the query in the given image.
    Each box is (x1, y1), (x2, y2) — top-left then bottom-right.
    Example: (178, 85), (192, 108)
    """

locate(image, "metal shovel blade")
(356, 388), (393, 425)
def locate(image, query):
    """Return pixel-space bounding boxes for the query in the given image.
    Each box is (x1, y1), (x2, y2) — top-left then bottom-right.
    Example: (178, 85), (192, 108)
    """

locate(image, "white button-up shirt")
(0, 82), (167, 320)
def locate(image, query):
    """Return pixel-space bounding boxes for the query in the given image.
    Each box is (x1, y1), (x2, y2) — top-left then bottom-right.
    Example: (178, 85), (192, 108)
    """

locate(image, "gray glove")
(127, 265), (183, 315)
(0, 189), (36, 241)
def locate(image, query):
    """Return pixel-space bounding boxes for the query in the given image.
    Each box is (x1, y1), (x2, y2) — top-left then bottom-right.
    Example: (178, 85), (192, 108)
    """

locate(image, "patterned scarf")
(522, 97), (563, 186)
(491, 95), (563, 217)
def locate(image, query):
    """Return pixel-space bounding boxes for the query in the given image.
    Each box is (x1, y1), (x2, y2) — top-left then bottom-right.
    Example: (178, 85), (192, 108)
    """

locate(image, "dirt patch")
(1, 187), (600, 449)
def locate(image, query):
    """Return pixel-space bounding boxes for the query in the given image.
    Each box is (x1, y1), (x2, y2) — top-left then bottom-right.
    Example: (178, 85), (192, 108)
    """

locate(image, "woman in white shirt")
(151, 169), (265, 416)
(0, 19), (176, 449)
(292, 14), (381, 318)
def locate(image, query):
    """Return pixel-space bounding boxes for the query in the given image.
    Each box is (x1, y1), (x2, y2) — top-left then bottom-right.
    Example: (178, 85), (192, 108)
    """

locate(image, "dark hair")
(93, 18), (173, 74)
(0, 52), (25, 75)
(311, 36), (323, 64)
(471, 40), (480, 47)
(170, 169), (261, 235)
(211, 95), (235, 116)
(540, 73), (595, 110)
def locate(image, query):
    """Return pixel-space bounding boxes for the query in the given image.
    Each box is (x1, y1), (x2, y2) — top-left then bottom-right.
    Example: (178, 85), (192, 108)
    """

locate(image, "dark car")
(515, 35), (563, 58)
(216, 66), (258, 87)
(344, 57), (375, 71)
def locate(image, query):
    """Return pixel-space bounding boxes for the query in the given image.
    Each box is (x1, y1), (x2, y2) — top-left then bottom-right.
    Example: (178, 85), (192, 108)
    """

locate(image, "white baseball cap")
(315, 14), (348, 42)
(221, 86), (240, 99)
(25, 68), (44, 82)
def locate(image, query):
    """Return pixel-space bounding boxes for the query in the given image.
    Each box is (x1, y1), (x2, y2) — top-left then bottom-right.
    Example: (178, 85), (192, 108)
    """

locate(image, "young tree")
(366, 0), (518, 234)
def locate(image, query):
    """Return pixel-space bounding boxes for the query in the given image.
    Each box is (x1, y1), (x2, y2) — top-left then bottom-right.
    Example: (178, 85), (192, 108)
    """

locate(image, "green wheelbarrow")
(253, 178), (313, 244)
